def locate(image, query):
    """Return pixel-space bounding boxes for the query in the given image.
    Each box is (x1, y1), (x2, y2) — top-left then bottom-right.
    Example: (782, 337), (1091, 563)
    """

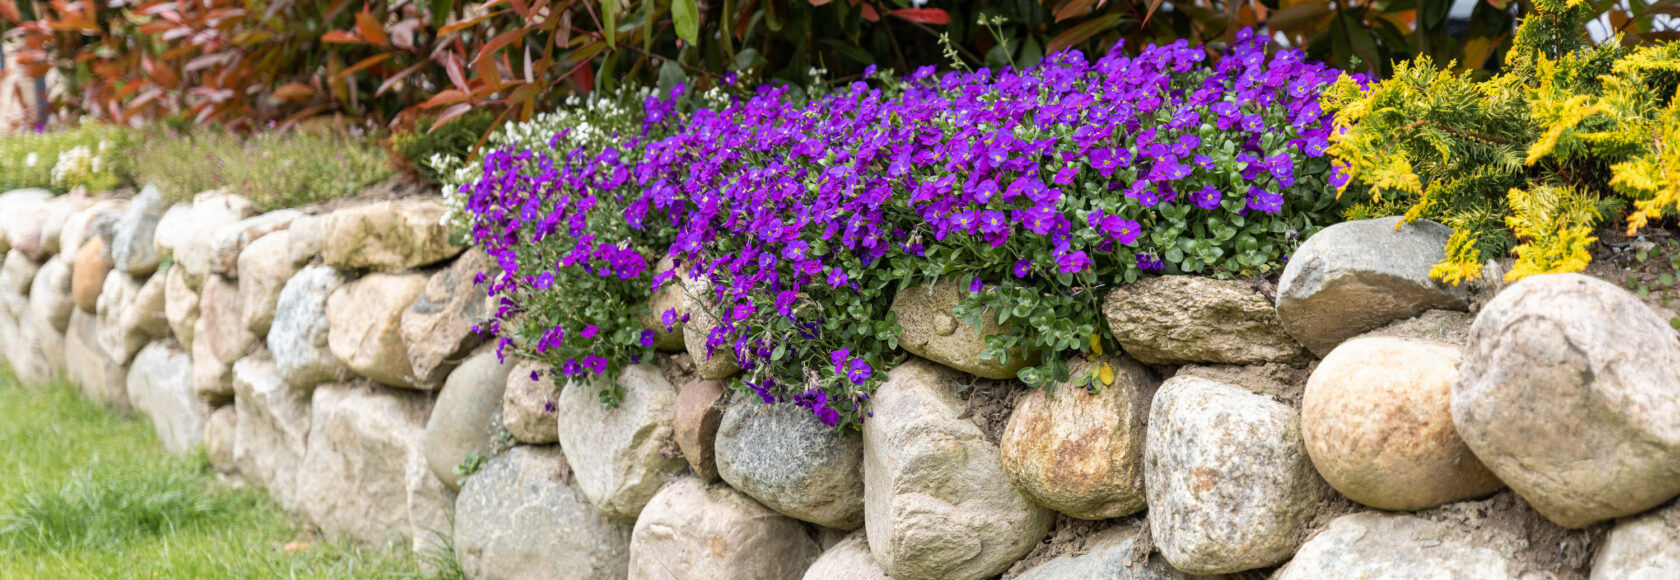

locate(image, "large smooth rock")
(96, 271), (168, 365)
(192, 275), (256, 403)
(11, 193), (88, 261)
(864, 359), (1053, 580)
(59, 198), (126, 262)
(1456, 273), (1680, 528)
(424, 349), (513, 491)
(1277, 497), (1597, 580)
(400, 248), (490, 388)
(151, 203), (190, 259)
(269, 265), (350, 389)
(27, 256), (72, 332)
(126, 341), (206, 454)
(802, 531), (889, 580)
(672, 378), (725, 481)
(1305, 336), (1501, 511)
(286, 213), (324, 266)
(1592, 501), (1680, 579)
(105, 185), (167, 275)
(1001, 355), (1158, 520)
(454, 446), (633, 580)
(321, 199), (464, 271)
(638, 256), (687, 352)
(1, 249), (37, 296)
(628, 477), (822, 579)
(169, 192), (258, 288)
(1014, 521), (1214, 580)
(204, 404), (238, 474)
(1276, 216), (1472, 356)
(65, 309), (130, 411)
(503, 359), (559, 444)
(231, 353), (312, 510)
(163, 265), (198, 346)
(237, 231), (298, 335)
(208, 209), (299, 277)
(70, 237), (109, 313)
(557, 364), (686, 520)
(0, 188), (53, 255)
(1103, 276), (1307, 365)
(1144, 374), (1325, 574)
(326, 272), (430, 389)
(680, 274), (741, 379)
(890, 278), (1034, 379)
(715, 399), (865, 529)
(296, 382), (452, 550)
(18, 256), (72, 384)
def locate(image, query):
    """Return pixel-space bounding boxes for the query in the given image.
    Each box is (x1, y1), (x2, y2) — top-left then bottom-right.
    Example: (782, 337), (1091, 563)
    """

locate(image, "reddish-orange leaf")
(1142, 0), (1166, 26)
(432, 102), (475, 128)
(471, 27), (526, 67)
(0, 0), (21, 23)
(438, 9), (505, 36)
(271, 82), (314, 100)
(377, 60), (429, 95)
(338, 52), (393, 78)
(1054, 0), (1098, 22)
(321, 29), (364, 43)
(508, 0), (529, 18)
(416, 88), (470, 109)
(569, 61), (594, 93)
(888, 8), (948, 24)
(443, 52), (469, 92)
(860, 3), (878, 21)
(356, 8), (389, 46)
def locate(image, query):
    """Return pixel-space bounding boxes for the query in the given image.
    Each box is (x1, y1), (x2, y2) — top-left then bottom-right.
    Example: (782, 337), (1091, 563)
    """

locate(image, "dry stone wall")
(4, 184), (1680, 580)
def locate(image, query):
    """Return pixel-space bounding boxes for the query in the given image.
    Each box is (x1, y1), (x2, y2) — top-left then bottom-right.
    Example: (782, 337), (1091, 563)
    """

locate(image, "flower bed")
(445, 29), (1350, 425)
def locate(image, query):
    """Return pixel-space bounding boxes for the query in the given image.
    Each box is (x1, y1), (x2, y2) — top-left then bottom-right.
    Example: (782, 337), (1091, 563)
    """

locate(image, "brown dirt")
(1001, 514), (1135, 579)
(954, 376), (1026, 445)
(1171, 362), (1314, 408)
(1581, 225), (1680, 334)
(1413, 490), (1608, 578)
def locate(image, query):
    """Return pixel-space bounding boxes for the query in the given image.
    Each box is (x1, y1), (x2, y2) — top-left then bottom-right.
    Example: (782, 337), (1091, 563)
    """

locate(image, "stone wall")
(2, 186), (1679, 580)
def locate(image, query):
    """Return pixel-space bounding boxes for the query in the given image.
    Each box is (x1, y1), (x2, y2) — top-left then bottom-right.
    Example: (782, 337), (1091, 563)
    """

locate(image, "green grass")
(0, 369), (446, 579)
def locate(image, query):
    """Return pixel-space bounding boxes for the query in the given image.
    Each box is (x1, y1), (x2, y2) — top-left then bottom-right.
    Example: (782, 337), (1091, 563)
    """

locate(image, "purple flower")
(969, 277), (984, 294)
(775, 290), (797, 316)
(535, 272), (554, 289)
(1057, 250), (1094, 273)
(1193, 186), (1221, 210)
(826, 267), (849, 288)
(815, 405), (840, 426)
(830, 348), (850, 374)
(582, 325), (599, 339)
(1246, 186), (1284, 213)
(639, 329), (656, 347)
(782, 241), (809, 261)
(847, 359), (873, 385)
(1136, 253), (1165, 271)
(1013, 259), (1032, 278)
(661, 308), (680, 330)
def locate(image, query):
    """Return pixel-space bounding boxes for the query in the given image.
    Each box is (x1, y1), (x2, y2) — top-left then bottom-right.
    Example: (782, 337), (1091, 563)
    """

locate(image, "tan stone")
(1000, 355), (1158, 519)
(70, 237), (109, 313)
(890, 278), (1035, 379)
(96, 271), (168, 365)
(1304, 337), (1502, 511)
(237, 231), (298, 335)
(628, 477), (822, 579)
(1102, 276), (1307, 365)
(400, 248), (491, 387)
(673, 378), (726, 482)
(65, 309), (130, 412)
(502, 359), (559, 444)
(326, 272), (430, 389)
(680, 274), (740, 379)
(204, 404), (238, 474)
(192, 275), (256, 403)
(164, 266), (199, 345)
(321, 199), (464, 271)
(637, 256), (687, 352)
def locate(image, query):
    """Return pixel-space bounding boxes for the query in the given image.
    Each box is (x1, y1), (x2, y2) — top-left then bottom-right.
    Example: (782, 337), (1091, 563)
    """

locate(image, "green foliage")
(392, 111), (498, 184)
(136, 129), (393, 211)
(0, 124), (135, 193)
(1327, 1), (1680, 284)
(0, 372), (432, 577)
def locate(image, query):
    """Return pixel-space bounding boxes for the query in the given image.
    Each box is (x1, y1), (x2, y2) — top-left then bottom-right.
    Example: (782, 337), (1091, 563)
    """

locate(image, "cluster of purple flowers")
(460, 29), (1347, 425)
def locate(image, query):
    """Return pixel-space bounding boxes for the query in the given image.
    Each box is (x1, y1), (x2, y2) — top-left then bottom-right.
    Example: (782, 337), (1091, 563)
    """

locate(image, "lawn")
(0, 368), (451, 579)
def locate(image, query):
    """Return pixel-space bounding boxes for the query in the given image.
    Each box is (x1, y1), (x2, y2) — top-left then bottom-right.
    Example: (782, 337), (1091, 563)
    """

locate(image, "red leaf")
(271, 82), (314, 100)
(888, 8), (948, 25)
(417, 88), (471, 109)
(321, 29), (364, 43)
(432, 102), (475, 127)
(860, 3), (878, 21)
(570, 61), (594, 93)
(471, 27), (526, 67)
(356, 8), (389, 46)
(337, 52), (394, 78)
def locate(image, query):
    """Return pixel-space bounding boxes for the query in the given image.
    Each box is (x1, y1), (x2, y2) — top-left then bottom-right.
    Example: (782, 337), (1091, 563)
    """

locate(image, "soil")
(1415, 490), (1608, 578)
(1171, 362), (1314, 408)
(1001, 513), (1135, 579)
(1580, 225), (1680, 334)
(954, 376), (1026, 445)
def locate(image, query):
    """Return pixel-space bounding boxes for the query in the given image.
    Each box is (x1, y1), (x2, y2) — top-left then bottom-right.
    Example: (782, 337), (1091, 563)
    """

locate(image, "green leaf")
(602, 0), (617, 48)
(673, 0), (700, 45)
(430, 0), (454, 27)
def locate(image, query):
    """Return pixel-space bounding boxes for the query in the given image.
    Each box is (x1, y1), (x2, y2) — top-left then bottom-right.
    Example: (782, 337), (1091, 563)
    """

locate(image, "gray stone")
(454, 446), (632, 580)
(1359, 309), (1474, 346)
(802, 531), (889, 580)
(106, 185), (167, 275)
(321, 199), (464, 271)
(0, 188), (52, 255)
(296, 382), (452, 551)
(556, 364), (686, 520)
(1014, 522), (1216, 580)
(192, 275), (255, 403)
(59, 198), (126, 263)
(287, 213), (324, 266)
(890, 278), (1035, 379)
(715, 399), (865, 529)
(163, 266), (198, 346)
(400, 248), (491, 388)
(1592, 501), (1680, 579)
(169, 192), (258, 288)
(65, 309), (130, 411)
(424, 349), (512, 491)
(96, 271), (168, 365)
(268, 265), (350, 389)
(1144, 374), (1325, 574)
(208, 209), (299, 277)
(628, 477), (822, 580)
(1, 249), (37, 295)
(502, 359), (559, 444)
(232, 353), (312, 511)
(1103, 276), (1307, 365)
(680, 274), (741, 380)
(1276, 216), (1472, 356)
(326, 272), (430, 389)
(864, 359), (1053, 580)
(126, 341), (205, 454)
(204, 404), (238, 475)
(1276, 510), (1553, 580)
(1455, 273), (1680, 528)
(237, 230), (298, 335)
(1001, 355), (1158, 520)
(1305, 337), (1501, 511)
(29, 256), (72, 332)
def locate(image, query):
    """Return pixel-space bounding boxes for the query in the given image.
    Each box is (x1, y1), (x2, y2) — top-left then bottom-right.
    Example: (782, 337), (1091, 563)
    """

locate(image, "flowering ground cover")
(442, 29), (1351, 425)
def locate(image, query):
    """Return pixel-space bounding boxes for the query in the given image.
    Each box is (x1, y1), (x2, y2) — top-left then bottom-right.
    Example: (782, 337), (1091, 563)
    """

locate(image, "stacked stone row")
(3, 180), (1678, 580)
